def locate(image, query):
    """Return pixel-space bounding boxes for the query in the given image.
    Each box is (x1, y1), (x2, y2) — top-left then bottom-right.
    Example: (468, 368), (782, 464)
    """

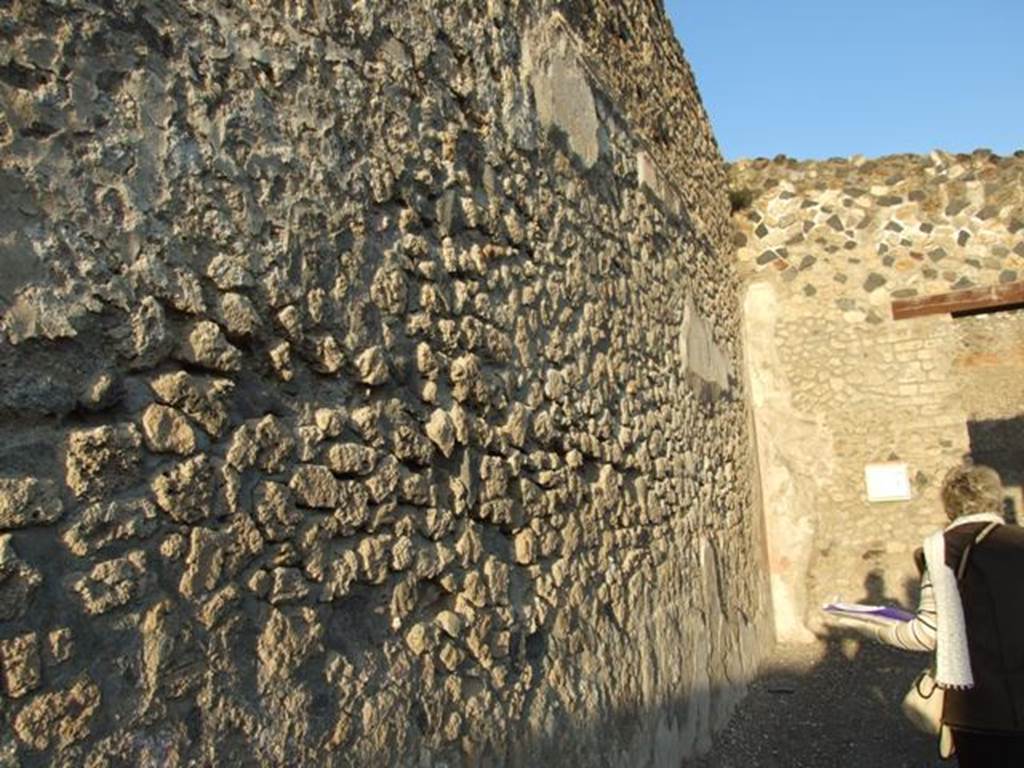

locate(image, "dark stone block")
(863, 273), (887, 292)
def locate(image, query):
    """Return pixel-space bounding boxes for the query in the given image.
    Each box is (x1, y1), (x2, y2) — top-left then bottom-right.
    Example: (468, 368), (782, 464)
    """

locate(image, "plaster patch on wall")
(680, 294), (732, 395)
(637, 151), (682, 216)
(743, 280), (831, 643)
(523, 17), (601, 168)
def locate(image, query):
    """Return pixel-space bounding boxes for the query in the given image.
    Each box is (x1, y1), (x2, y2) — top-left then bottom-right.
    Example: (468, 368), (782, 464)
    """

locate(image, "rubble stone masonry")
(0, 1), (770, 765)
(732, 151), (1024, 641)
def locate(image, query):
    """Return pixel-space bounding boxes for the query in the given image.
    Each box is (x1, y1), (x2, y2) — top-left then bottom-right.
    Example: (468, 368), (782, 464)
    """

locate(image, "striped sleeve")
(874, 570), (937, 651)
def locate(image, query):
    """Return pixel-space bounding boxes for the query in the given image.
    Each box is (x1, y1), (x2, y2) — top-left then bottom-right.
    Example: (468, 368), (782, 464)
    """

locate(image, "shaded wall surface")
(956, 310), (1024, 522)
(0, 2), (771, 765)
(732, 151), (1024, 640)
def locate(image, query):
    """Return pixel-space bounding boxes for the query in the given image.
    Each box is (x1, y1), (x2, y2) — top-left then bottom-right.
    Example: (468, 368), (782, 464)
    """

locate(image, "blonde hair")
(940, 463), (1004, 521)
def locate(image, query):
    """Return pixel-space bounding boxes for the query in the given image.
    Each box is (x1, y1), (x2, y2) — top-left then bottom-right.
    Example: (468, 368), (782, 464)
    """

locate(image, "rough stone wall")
(0, 2), (770, 766)
(731, 151), (1024, 639)
(954, 311), (1024, 521)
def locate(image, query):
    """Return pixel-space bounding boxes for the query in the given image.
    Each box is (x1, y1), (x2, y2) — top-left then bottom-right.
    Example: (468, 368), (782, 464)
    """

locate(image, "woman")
(867, 463), (1024, 765)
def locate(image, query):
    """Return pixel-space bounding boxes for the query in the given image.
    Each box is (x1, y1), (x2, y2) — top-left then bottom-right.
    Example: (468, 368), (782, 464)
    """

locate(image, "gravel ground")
(690, 634), (950, 767)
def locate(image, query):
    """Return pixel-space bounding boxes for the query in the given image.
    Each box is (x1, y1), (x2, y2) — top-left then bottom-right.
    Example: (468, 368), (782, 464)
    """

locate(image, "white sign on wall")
(864, 462), (912, 502)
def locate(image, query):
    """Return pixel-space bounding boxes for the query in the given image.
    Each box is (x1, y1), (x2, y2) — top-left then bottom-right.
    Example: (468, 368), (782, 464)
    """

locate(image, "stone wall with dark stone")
(732, 151), (1024, 641)
(0, 1), (770, 765)
(731, 151), (1024, 309)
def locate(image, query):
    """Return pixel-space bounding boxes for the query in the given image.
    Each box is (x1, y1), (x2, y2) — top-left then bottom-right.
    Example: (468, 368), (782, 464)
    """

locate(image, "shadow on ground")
(691, 573), (948, 768)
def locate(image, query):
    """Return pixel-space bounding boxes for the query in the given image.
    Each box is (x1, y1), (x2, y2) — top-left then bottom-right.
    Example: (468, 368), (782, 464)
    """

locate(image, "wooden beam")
(891, 281), (1024, 321)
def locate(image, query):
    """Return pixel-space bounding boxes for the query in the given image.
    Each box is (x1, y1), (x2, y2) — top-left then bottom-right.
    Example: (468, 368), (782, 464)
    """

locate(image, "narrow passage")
(692, 636), (947, 767)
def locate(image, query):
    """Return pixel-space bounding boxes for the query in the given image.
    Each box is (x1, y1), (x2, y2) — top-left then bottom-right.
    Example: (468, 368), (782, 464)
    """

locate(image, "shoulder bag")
(900, 520), (1001, 758)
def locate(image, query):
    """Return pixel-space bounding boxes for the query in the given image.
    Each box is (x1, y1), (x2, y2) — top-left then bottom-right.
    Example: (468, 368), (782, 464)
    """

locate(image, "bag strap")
(915, 668), (940, 698)
(955, 521), (1002, 581)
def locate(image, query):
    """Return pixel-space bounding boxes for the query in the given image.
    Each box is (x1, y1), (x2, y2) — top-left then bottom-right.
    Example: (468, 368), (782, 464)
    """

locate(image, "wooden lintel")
(891, 281), (1024, 321)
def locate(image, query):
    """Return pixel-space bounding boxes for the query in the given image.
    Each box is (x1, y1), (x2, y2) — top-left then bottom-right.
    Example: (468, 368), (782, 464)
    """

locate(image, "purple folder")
(823, 602), (915, 623)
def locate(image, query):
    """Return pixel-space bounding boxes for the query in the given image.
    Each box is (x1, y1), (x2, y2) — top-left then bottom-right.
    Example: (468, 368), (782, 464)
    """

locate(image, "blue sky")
(664, 0), (1024, 160)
